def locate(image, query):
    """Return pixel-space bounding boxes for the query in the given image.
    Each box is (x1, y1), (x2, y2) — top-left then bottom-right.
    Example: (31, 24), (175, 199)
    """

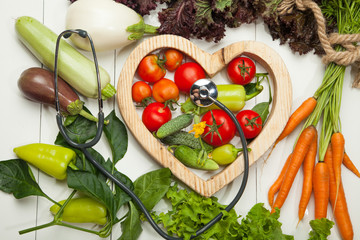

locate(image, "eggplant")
(18, 67), (98, 123)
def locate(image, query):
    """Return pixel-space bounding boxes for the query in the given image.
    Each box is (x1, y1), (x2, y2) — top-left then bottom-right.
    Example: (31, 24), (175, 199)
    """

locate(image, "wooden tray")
(117, 35), (292, 197)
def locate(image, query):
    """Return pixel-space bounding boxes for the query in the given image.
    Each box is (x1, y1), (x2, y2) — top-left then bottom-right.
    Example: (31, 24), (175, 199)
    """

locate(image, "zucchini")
(161, 131), (213, 152)
(156, 114), (194, 139)
(15, 16), (115, 100)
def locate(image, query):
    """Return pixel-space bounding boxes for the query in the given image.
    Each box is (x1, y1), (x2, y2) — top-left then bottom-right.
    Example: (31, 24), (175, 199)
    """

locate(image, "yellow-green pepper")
(13, 143), (76, 180)
(50, 197), (108, 225)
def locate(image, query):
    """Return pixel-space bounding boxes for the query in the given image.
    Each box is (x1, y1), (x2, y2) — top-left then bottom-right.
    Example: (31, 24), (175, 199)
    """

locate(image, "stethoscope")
(53, 29), (249, 240)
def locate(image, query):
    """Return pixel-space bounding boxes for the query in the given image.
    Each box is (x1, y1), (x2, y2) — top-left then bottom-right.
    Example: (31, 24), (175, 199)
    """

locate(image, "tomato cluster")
(132, 49), (268, 167)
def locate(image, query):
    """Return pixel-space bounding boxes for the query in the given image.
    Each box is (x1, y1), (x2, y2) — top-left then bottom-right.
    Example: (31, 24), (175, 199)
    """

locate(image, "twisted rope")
(278, 0), (360, 87)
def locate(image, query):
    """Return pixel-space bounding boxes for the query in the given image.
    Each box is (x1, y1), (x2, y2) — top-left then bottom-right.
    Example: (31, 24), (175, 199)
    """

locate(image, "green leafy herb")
(104, 110), (128, 164)
(308, 218), (334, 240)
(133, 168), (172, 211)
(119, 201), (143, 240)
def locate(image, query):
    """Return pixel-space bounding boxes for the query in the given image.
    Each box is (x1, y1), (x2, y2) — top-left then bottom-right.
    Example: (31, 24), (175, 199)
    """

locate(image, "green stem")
(19, 221), (56, 235)
(53, 190), (77, 222)
(57, 222), (100, 236)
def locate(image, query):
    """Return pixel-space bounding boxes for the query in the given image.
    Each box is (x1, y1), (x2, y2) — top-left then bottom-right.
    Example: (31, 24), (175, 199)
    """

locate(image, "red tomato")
(142, 102), (172, 132)
(227, 57), (256, 85)
(164, 49), (183, 71)
(201, 109), (236, 147)
(152, 78), (179, 103)
(236, 110), (262, 139)
(132, 81), (152, 103)
(174, 62), (206, 93)
(137, 54), (166, 83)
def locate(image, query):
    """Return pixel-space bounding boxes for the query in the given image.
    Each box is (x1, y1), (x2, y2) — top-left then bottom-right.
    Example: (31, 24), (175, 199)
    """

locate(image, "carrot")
(265, 97), (317, 162)
(313, 161), (329, 219)
(331, 132), (345, 209)
(268, 153), (293, 207)
(271, 125), (317, 213)
(298, 134), (317, 222)
(324, 145), (354, 240)
(343, 152), (360, 178)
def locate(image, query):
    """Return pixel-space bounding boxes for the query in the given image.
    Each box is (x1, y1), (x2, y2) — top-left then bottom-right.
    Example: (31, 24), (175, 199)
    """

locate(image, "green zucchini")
(156, 114), (194, 139)
(174, 145), (219, 171)
(161, 131), (213, 152)
(15, 16), (115, 100)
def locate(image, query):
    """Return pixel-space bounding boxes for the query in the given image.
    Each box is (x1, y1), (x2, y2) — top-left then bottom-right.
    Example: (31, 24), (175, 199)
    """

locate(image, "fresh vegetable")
(181, 83), (262, 113)
(13, 143), (77, 180)
(164, 49), (183, 71)
(308, 218), (334, 240)
(15, 16), (115, 100)
(313, 161), (329, 219)
(152, 78), (179, 103)
(236, 109), (263, 139)
(18, 67), (98, 123)
(324, 145), (354, 240)
(210, 143), (244, 165)
(174, 62), (206, 93)
(201, 110), (236, 147)
(272, 125), (317, 213)
(50, 197), (108, 225)
(65, 0), (158, 52)
(173, 145), (219, 171)
(343, 152), (360, 178)
(131, 81), (152, 104)
(142, 102), (172, 132)
(160, 131), (213, 152)
(156, 113), (193, 139)
(298, 136), (317, 222)
(227, 56), (256, 85)
(331, 131), (345, 206)
(137, 54), (166, 83)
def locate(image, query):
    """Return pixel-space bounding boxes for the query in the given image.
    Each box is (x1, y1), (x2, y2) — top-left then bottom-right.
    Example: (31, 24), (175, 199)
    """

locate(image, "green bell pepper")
(181, 84), (262, 114)
(50, 197), (108, 225)
(13, 143), (76, 180)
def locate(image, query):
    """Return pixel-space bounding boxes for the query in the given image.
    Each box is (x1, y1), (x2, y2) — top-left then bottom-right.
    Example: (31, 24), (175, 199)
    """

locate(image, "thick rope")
(278, 0), (360, 87)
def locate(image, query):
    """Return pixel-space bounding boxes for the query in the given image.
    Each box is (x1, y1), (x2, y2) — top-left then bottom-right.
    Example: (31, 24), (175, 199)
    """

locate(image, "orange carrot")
(324, 145), (354, 240)
(313, 161), (329, 219)
(343, 152), (360, 178)
(298, 134), (317, 222)
(271, 125), (317, 213)
(268, 153), (293, 207)
(265, 97), (317, 162)
(331, 132), (345, 208)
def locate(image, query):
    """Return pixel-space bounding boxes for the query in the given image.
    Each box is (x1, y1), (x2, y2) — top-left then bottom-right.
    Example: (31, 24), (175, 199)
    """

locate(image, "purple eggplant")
(18, 67), (98, 122)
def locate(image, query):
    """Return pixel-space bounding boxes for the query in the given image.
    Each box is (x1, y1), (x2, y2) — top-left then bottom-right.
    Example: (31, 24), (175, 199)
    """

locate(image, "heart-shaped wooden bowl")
(117, 35), (292, 197)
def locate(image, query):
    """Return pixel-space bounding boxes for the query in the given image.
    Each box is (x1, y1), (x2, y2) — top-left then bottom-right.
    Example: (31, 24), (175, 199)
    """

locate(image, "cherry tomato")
(142, 102), (172, 132)
(164, 49), (183, 71)
(131, 81), (152, 103)
(152, 78), (179, 103)
(236, 110), (262, 139)
(137, 54), (166, 83)
(227, 57), (256, 85)
(174, 62), (206, 93)
(201, 109), (236, 147)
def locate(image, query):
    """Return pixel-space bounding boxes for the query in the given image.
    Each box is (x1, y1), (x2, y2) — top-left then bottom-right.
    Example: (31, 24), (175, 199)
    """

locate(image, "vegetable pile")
(133, 48), (271, 170)
(266, 1), (360, 239)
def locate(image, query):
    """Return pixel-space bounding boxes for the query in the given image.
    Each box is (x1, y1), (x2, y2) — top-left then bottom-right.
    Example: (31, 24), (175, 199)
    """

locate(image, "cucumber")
(161, 131), (213, 152)
(174, 145), (219, 171)
(15, 16), (115, 100)
(156, 114), (194, 139)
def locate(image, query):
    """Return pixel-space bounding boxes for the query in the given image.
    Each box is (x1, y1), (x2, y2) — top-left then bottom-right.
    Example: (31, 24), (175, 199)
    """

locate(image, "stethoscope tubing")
(53, 29), (249, 240)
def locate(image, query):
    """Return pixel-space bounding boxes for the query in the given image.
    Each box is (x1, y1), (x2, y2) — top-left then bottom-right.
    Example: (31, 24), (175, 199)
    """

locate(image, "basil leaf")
(252, 102), (270, 124)
(0, 159), (46, 199)
(54, 107), (97, 145)
(133, 168), (172, 211)
(118, 201), (142, 240)
(113, 170), (133, 212)
(67, 168), (117, 221)
(104, 110), (128, 164)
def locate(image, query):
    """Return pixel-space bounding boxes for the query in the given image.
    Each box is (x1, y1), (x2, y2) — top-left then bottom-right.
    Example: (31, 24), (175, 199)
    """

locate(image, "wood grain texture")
(117, 35), (292, 197)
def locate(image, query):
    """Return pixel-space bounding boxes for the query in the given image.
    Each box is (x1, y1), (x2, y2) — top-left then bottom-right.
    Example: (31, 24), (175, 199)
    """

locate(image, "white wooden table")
(1, 1), (359, 239)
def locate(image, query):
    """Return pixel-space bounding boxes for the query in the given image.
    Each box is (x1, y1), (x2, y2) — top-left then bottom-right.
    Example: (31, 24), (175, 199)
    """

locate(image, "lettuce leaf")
(308, 218), (334, 240)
